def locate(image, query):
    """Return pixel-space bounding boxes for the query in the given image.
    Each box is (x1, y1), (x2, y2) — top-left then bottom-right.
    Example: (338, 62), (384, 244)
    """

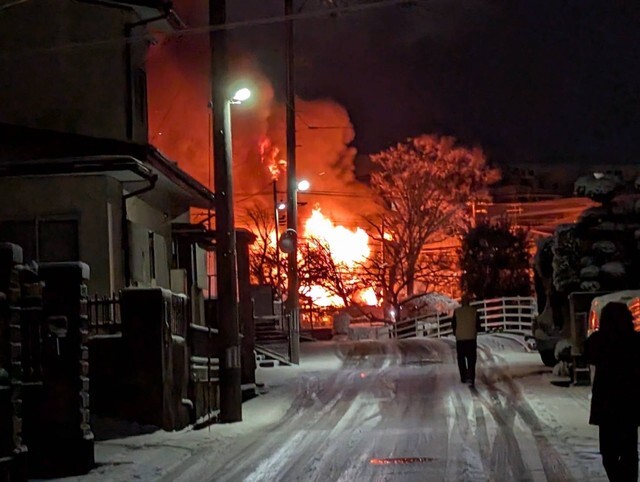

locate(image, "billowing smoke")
(146, 17), (373, 227)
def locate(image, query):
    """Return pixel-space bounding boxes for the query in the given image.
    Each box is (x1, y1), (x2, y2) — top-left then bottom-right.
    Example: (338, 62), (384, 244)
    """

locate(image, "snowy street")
(61, 336), (609, 482)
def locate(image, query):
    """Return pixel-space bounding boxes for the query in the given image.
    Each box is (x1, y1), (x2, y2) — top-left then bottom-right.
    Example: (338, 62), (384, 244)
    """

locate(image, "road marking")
(370, 457), (436, 465)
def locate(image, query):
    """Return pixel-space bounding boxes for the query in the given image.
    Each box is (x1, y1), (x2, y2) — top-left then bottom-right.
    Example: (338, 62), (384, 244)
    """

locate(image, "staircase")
(251, 286), (292, 366)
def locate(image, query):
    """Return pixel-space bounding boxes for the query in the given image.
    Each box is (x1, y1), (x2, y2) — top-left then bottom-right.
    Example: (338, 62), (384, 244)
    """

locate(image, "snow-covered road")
(59, 336), (609, 482)
(158, 337), (606, 482)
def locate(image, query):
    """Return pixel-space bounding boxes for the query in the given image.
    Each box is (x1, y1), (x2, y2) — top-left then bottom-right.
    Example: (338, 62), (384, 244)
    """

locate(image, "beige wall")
(0, 0), (148, 143)
(0, 175), (196, 296)
(126, 197), (187, 290)
(0, 175), (124, 295)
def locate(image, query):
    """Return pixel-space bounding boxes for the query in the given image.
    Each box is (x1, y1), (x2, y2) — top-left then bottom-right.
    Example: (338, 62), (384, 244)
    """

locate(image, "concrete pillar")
(26, 262), (94, 478)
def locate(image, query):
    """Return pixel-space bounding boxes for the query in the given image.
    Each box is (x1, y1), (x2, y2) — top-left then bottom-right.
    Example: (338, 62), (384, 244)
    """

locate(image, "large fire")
(303, 208), (378, 308)
(304, 208), (370, 265)
(258, 137), (286, 181)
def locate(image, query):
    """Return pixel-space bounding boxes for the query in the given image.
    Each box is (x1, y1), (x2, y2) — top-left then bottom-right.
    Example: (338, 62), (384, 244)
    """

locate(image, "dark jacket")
(584, 328), (640, 426)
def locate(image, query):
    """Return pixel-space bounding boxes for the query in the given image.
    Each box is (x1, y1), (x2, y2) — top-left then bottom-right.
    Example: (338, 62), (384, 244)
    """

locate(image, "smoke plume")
(146, 26), (373, 228)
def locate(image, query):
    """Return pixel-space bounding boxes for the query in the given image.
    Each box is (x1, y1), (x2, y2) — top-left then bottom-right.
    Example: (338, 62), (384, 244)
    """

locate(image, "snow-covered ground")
(51, 335), (608, 482)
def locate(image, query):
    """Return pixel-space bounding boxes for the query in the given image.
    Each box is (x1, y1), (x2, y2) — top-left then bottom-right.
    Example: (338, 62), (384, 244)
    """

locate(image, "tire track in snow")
(449, 341), (531, 481)
(166, 337), (579, 482)
(479, 348), (576, 482)
(205, 342), (402, 481)
(449, 390), (487, 481)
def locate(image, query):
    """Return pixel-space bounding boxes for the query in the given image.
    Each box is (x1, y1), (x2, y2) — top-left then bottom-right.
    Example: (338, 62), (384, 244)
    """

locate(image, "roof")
(0, 122), (215, 212)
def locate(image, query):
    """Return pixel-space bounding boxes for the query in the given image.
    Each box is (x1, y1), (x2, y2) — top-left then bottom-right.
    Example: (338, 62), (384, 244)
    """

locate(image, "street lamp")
(297, 179), (310, 192)
(211, 75), (250, 423)
(231, 87), (251, 103)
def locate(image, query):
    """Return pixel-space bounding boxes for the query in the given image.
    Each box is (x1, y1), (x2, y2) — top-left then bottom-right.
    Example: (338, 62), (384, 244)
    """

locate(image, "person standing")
(585, 302), (640, 481)
(451, 298), (482, 387)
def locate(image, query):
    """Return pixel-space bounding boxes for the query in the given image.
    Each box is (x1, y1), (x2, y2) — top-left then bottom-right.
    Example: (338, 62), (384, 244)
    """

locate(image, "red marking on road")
(370, 457), (435, 465)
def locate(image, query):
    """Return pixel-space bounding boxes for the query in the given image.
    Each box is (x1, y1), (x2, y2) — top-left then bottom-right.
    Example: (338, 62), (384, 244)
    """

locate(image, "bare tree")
(241, 204), (367, 309)
(240, 202), (284, 292)
(365, 134), (500, 308)
(299, 236), (363, 309)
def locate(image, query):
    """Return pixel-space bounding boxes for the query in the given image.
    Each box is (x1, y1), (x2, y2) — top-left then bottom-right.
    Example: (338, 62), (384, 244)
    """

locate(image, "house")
(0, 123), (214, 300)
(0, 0), (225, 313)
(0, 0), (256, 448)
(0, 0), (183, 144)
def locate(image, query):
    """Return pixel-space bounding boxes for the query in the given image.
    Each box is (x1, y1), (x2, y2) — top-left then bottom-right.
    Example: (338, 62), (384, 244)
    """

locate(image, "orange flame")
(304, 208), (370, 266)
(303, 207), (377, 307)
(259, 136), (286, 181)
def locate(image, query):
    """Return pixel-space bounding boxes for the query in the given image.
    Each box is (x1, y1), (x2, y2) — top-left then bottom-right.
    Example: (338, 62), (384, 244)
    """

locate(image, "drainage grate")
(370, 457), (436, 465)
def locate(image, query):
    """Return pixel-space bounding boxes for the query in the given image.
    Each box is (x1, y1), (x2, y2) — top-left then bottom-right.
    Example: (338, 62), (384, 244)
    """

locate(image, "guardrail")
(393, 296), (537, 339)
(394, 312), (454, 339)
(471, 296), (537, 336)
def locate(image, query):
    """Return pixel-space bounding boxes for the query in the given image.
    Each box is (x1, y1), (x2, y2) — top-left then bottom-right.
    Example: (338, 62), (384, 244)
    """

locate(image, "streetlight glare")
(298, 179), (310, 191)
(232, 88), (251, 103)
(278, 202), (287, 210)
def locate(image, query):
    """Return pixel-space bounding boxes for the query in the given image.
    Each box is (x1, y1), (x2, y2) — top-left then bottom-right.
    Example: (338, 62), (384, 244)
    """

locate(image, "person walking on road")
(585, 302), (640, 482)
(452, 297), (482, 387)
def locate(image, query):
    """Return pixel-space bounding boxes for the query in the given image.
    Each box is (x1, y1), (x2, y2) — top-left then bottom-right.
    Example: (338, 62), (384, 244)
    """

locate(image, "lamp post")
(210, 0), (253, 423)
(211, 83), (251, 423)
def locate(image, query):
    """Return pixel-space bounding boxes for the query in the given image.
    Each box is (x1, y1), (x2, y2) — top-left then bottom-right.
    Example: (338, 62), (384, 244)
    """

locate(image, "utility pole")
(285, 0), (300, 364)
(272, 179), (282, 295)
(210, 0), (242, 422)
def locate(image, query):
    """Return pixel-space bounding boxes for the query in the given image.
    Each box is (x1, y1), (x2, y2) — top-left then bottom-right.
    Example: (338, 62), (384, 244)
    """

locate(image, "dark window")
(38, 219), (79, 262)
(0, 218), (78, 262)
(148, 231), (156, 281)
(134, 68), (147, 125)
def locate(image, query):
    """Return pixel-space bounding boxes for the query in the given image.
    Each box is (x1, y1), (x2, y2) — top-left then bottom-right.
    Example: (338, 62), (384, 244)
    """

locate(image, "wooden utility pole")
(273, 179), (281, 293)
(285, 0), (300, 364)
(210, 0), (242, 422)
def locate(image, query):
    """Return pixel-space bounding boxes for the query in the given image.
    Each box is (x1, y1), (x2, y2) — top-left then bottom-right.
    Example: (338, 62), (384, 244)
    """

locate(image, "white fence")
(393, 296), (537, 340)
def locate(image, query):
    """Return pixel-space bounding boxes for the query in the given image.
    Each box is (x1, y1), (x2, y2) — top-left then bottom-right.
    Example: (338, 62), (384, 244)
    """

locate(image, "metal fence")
(88, 293), (121, 335)
(470, 296), (537, 336)
(393, 296), (537, 339)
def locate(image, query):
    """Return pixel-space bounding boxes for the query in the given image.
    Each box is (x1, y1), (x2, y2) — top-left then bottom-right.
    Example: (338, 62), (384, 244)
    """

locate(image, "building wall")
(0, 0), (148, 143)
(0, 175), (124, 295)
(126, 196), (180, 290)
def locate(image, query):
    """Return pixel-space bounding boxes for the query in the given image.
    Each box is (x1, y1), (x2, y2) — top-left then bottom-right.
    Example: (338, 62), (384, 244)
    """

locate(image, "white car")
(588, 290), (640, 335)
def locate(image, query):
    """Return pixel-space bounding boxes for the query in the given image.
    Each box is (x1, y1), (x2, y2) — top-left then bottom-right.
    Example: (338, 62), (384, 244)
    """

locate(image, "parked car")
(587, 290), (640, 335)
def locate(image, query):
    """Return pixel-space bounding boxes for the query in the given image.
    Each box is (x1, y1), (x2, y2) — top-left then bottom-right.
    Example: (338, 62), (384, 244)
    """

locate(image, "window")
(148, 231), (156, 281)
(0, 217), (78, 262)
(39, 219), (79, 262)
(134, 67), (147, 125)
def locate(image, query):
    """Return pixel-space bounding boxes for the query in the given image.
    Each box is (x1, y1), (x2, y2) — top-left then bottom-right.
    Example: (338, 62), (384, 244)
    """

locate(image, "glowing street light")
(231, 87), (251, 104)
(297, 179), (310, 192)
(277, 201), (287, 210)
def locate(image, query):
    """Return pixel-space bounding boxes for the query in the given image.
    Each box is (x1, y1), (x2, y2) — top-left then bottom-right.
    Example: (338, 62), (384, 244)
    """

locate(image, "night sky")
(230, 1), (640, 165)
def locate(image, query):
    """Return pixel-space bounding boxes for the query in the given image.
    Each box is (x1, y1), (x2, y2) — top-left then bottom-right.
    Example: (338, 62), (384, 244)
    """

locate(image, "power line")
(302, 190), (372, 198)
(0, 0), (433, 59)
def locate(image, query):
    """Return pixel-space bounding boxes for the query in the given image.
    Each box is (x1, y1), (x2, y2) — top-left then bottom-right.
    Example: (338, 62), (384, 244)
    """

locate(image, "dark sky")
(229, 1), (640, 164)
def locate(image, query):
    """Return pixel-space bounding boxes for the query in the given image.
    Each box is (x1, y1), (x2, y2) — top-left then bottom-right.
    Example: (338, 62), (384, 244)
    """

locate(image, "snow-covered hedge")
(574, 173), (622, 203)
